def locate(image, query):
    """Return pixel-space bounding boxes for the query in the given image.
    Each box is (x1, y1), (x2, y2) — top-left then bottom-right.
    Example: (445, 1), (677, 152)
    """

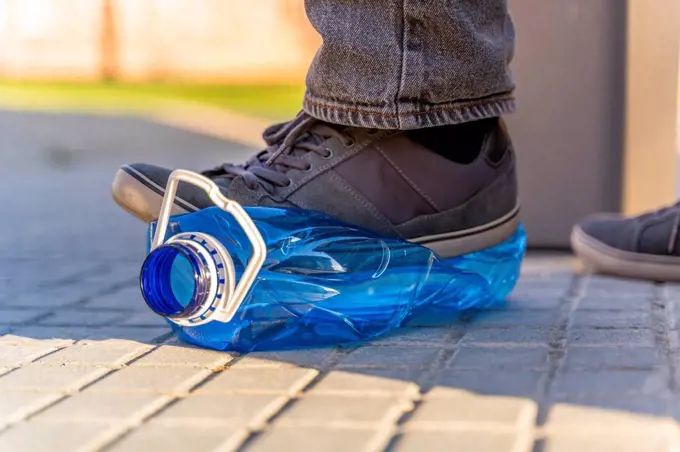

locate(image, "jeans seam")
(395, 0), (406, 128)
(304, 94), (514, 118)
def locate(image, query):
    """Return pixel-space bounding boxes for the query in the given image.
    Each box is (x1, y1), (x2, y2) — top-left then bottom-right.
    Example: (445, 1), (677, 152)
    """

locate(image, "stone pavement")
(0, 110), (679, 452)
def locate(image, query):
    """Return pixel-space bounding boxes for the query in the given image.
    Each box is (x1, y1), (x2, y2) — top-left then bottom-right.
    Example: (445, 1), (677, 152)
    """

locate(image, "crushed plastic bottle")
(139, 170), (526, 352)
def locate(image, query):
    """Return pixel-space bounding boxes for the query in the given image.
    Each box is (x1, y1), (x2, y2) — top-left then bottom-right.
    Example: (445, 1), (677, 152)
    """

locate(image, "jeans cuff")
(303, 93), (515, 130)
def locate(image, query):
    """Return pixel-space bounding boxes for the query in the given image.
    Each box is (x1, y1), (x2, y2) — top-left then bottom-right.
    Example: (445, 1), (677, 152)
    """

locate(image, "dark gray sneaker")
(112, 113), (520, 258)
(572, 204), (680, 281)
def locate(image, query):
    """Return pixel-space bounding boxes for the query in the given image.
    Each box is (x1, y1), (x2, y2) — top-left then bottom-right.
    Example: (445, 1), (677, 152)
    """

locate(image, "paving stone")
(578, 295), (649, 311)
(458, 327), (551, 346)
(0, 335), (72, 347)
(195, 368), (316, 394)
(572, 310), (652, 328)
(337, 346), (440, 368)
(543, 433), (675, 452)
(278, 395), (405, 424)
(38, 310), (127, 327)
(0, 422), (111, 452)
(0, 309), (48, 325)
(375, 327), (459, 345)
(0, 343), (57, 367)
(87, 366), (209, 394)
(545, 403), (676, 432)
(568, 327), (655, 347)
(0, 287), (90, 308)
(248, 426), (373, 452)
(37, 341), (149, 367)
(83, 326), (170, 343)
(234, 348), (335, 369)
(133, 343), (232, 368)
(513, 273), (574, 287)
(566, 347), (661, 370)
(552, 393), (672, 418)
(152, 394), (282, 426)
(109, 424), (236, 452)
(587, 276), (654, 294)
(407, 394), (536, 427)
(553, 370), (668, 398)
(0, 364), (109, 392)
(34, 392), (167, 421)
(393, 431), (529, 452)
(503, 289), (564, 310)
(471, 310), (556, 327)
(117, 311), (166, 327)
(6, 325), (168, 344)
(430, 371), (542, 398)
(309, 370), (419, 396)
(0, 392), (63, 425)
(6, 326), (98, 342)
(82, 288), (149, 311)
(450, 347), (548, 370)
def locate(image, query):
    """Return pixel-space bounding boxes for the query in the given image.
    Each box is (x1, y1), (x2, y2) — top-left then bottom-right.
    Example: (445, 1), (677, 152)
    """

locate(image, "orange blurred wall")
(0, 0), (320, 83)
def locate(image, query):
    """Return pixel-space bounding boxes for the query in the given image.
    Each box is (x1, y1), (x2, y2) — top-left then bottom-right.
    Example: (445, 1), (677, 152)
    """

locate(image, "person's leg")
(304, 0), (515, 129)
(112, 0), (520, 258)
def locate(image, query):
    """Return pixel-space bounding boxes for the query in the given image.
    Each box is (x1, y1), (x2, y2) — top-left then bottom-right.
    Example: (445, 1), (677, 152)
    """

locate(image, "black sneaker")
(112, 112), (520, 258)
(572, 203), (680, 281)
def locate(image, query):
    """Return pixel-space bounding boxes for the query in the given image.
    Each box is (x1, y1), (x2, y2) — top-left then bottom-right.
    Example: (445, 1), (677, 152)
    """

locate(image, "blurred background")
(0, 0), (678, 249)
(0, 0), (314, 118)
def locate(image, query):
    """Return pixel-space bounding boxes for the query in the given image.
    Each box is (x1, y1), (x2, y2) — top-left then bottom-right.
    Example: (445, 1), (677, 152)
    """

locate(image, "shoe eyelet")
(344, 139), (356, 147)
(283, 179), (292, 188)
(323, 149), (333, 159)
(304, 164), (313, 172)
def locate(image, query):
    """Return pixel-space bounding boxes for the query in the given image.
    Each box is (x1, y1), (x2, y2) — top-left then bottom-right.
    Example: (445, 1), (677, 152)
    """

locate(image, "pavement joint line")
(378, 325), (470, 452)
(0, 366), (114, 435)
(36, 264), (112, 290)
(213, 427), (255, 452)
(230, 348), (348, 451)
(652, 284), (678, 393)
(78, 395), (176, 452)
(0, 367), (114, 395)
(0, 393), (66, 433)
(535, 273), (586, 429)
(90, 352), (251, 451)
(88, 366), (220, 451)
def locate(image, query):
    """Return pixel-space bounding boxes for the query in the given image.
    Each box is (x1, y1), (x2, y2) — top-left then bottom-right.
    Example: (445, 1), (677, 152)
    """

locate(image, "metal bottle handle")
(151, 169), (266, 323)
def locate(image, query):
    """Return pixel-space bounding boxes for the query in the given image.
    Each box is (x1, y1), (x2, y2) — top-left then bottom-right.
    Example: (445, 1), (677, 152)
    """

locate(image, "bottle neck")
(140, 243), (213, 320)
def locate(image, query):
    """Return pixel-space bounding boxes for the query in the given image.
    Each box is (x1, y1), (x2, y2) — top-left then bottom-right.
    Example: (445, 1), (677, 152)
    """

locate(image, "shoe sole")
(112, 166), (197, 223)
(412, 205), (520, 258)
(113, 166), (520, 257)
(571, 225), (680, 282)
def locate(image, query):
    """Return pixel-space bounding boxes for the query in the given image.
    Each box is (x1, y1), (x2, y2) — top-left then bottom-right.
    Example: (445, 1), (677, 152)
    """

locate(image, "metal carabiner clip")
(144, 170), (266, 326)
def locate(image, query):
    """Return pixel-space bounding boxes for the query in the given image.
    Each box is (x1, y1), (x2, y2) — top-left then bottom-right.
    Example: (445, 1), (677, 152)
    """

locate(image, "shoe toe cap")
(576, 214), (636, 252)
(120, 163), (216, 211)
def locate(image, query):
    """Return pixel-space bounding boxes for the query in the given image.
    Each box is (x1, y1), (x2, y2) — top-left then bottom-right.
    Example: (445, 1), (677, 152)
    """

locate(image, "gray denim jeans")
(302, 0), (515, 130)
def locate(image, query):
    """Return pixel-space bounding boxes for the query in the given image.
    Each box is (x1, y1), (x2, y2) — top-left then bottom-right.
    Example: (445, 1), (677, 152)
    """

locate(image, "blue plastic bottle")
(139, 170), (526, 352)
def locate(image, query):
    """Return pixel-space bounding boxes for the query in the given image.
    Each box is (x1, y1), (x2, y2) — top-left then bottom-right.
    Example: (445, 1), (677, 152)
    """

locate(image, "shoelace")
(202, 112), (355, 193)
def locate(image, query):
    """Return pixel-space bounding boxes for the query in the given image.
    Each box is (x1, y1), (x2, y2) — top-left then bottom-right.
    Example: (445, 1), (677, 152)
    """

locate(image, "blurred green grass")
(0, 81), (305, 120)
